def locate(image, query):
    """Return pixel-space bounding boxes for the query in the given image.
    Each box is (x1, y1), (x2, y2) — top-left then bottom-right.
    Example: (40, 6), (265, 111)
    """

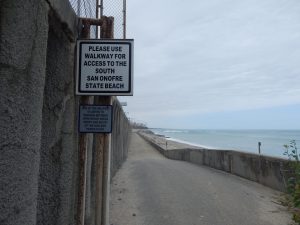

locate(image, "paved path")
(110, 132), (292, 225)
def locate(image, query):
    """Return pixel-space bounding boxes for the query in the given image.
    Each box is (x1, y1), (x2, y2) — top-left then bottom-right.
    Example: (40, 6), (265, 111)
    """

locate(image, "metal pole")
(77, 0), (81, 16)
(97, 0), (103, 38)
(123, 0), (126, 39)
(100, 0), (104, 17)
(96, 0), (99, 38)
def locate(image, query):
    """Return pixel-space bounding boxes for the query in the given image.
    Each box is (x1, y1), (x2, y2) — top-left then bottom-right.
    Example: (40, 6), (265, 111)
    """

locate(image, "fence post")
(76, 16), (114, 225)
(96, 16), (114, 225)
(77, 19), (94, 225)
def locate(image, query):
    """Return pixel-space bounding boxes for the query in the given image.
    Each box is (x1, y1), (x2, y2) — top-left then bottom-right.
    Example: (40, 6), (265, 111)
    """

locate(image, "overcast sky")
(119, 0), (300, 129)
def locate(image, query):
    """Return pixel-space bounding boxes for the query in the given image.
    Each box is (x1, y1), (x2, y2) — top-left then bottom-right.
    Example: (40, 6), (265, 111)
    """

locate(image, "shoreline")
(148, 128), (247, 151)
(148, 128), (295, 159)
(135, 129), (204, 151)
(166, 137), (216, 149)
(137, 128), (288, 159)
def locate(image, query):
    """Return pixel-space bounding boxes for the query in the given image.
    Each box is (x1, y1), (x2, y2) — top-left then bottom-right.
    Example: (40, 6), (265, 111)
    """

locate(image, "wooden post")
(77, 19), (94, 225)
(76, 17), (114, 225)
(99, 17), (114, 225)
(94, 95), (112, 225)
(95, 97), (112, 225)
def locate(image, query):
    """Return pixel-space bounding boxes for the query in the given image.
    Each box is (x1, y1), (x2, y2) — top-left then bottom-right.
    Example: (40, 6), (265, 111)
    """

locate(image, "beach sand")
(136, 129), (204, 150)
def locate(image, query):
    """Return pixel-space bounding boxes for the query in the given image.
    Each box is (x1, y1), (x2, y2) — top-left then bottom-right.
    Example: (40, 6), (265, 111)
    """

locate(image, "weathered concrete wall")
(111, 99), (131, 178)
(0, 1), (131, 225)
(36, 10), (78, 225)
(0, 1), (50, 224)
(139, 132), (289, 192)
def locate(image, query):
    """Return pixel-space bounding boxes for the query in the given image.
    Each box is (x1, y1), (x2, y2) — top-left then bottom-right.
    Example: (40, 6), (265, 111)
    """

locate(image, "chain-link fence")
(69, 0), (97, 37)
(68, 0), (125, 39)
(103, 0), (125, 39)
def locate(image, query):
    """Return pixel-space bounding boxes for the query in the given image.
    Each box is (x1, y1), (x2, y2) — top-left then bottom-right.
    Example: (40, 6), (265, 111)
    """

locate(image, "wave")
(163, 130), (189, 133)
(166, 137), (217, 149)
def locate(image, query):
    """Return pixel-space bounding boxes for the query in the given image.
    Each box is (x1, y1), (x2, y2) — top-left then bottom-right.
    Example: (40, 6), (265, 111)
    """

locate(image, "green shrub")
(284, 140), (300, 224)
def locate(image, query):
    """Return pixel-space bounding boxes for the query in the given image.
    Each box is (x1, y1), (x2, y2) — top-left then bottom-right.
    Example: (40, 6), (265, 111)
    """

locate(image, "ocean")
(150, 128), (300, 158)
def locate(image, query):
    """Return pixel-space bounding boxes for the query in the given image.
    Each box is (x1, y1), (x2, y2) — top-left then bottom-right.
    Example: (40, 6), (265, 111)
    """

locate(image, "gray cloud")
(120, 0), (300, 127)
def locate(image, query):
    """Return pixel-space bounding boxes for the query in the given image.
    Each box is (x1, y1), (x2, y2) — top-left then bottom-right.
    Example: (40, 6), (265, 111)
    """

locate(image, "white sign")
(76, 39), (134, 95)
(79, 105), (112, 133)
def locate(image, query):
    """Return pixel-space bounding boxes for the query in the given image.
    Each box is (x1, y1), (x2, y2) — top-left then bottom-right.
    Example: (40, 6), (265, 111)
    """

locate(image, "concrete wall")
(111, 100), (131, 178)
(1, 1), (51, 224)
(0, 1), (131, 225)
(139, 132), (289, 192)
(36, 9), (78, 225)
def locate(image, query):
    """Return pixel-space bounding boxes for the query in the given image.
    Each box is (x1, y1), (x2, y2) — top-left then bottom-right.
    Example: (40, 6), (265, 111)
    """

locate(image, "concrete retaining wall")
(0, 1), (131, 225)
(139, 132), (289, 192)
(111, 100), (131, 178)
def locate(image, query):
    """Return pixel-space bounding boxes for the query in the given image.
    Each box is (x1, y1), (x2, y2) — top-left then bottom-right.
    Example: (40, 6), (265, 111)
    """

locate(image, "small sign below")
(76, 39), (134, 96)
(79, 105), (112, 133)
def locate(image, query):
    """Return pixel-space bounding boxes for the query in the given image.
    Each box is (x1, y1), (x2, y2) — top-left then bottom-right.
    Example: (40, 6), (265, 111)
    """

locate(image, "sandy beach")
(136, 129), (204, 151)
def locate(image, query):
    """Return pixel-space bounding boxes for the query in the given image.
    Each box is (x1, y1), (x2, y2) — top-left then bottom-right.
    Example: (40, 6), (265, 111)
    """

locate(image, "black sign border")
(78, 104), (113, 133)
(78, 40), (133, 95)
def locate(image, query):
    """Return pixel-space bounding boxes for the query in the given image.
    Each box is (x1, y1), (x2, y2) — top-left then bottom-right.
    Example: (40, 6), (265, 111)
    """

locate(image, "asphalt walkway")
(109, 132), (291, 225)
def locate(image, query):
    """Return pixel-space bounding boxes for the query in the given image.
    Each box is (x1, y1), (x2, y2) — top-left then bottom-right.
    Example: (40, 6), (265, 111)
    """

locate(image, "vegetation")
(283, 140), (300, 224)
(130, 121), (148, 129)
